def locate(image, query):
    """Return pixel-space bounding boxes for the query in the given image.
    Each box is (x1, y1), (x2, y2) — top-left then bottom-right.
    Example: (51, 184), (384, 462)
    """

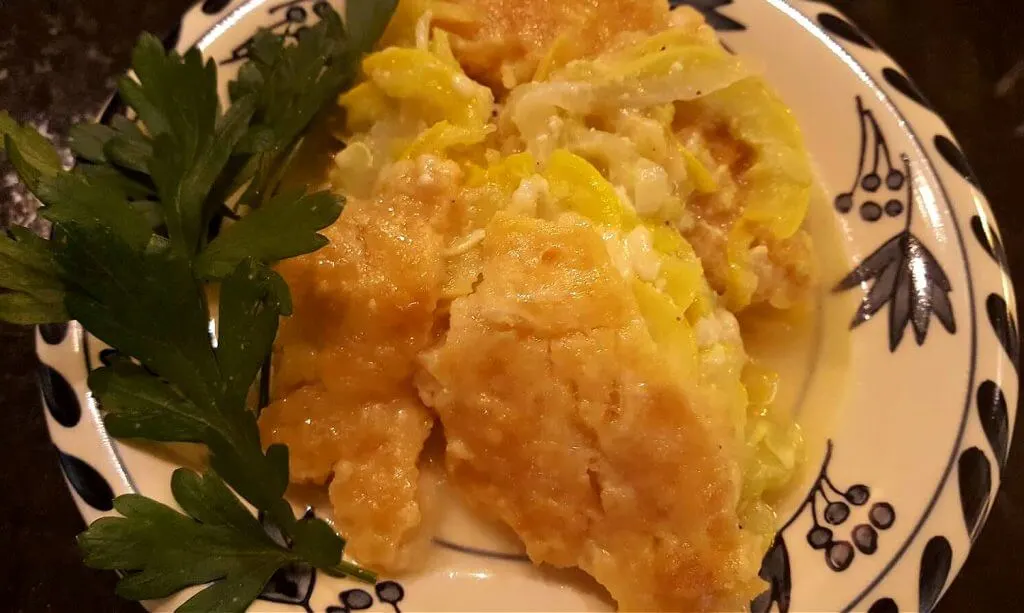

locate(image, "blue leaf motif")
(957, 447), (992, 541)
(970, 215), (1009, 272)
(58, 451), (114, 511)
(38, 364), (82, 427)
(882, 67), (932, 109)
(934, 135), (980, 187)
(258, 563), (316, 612)
(817, 13), (875, 49)
(986, 294), (1019, 370)
(977, 380), (1010, 470)
(669, 0), (746, 31)
(201, 0), (232, 14)
(918, 536), (952, 613)
(835, 231), (955, 351)
(750, 534), (790, 613)
(38, 322), (69, 344)
(868, 597), (899, 613)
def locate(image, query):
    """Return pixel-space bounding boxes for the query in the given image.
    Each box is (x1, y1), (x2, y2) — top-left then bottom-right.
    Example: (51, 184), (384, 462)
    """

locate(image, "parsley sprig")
(0, 2), (398, 611)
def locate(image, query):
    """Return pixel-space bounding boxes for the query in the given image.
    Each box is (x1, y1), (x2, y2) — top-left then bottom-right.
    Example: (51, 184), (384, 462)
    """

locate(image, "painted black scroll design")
(750, 441), (895, 612)
(222, 0), (336, 65)
(833, 97), (956, 352)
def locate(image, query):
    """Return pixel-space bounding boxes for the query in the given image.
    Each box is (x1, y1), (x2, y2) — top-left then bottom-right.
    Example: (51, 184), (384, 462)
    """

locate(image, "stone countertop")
(0, 0), (1021, 611)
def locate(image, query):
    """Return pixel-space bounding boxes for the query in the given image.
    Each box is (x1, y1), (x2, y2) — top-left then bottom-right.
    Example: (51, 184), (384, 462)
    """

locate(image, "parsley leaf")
(218, 0), (395, 210)
(90, 357), (214, 443)
(225, 10), (353, 208)
(215, 258), (290, 403)
(347, 0), (401, 56)
(122, 37), (258, 255)
(0, 111), (63, 190)
(80, 470), (297, 613)
(0, 291), (66, 324)
(36, 170), (154, 247)
(80, 469), (373, 612)
(67, 122), (118, 164)
(64, 233), (290, 536)
(196, 190), (342, 279)
(0, 2), (400, 609)
(59, 230), (219, 402)
(0, 226), (66, 323)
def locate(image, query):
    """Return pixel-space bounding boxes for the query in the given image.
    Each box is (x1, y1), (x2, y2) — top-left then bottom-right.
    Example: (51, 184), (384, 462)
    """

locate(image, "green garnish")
(79, 471), (373, 613)
(0, 2), (398, 611)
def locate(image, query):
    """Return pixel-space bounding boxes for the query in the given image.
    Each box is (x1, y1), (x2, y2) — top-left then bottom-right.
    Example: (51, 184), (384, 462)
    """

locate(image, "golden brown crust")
(439, 0), (670, 91)
(417, 214), (762, 610)
(259, 160), (459, 569)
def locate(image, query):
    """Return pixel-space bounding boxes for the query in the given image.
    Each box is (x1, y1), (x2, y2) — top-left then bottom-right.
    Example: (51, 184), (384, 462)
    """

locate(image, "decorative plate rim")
(773, 2), (981, 609)
(32, 1), (1019, 612)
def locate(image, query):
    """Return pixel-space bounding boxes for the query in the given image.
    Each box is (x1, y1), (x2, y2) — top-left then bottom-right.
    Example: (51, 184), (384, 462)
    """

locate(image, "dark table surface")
(0, 1), (1021, 611)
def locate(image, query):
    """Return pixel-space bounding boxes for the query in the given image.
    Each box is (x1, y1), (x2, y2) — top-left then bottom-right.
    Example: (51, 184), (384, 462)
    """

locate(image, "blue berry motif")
(751, 441), (895, 613)
(792, 444), (894, 572)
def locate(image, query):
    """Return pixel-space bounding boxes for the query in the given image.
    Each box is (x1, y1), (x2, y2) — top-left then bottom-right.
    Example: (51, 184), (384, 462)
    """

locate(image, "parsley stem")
(324, 561), (378, 584)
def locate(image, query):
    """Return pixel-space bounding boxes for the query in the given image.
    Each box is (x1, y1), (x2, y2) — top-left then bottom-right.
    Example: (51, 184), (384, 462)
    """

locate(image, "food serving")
(0, 0), (821, 611)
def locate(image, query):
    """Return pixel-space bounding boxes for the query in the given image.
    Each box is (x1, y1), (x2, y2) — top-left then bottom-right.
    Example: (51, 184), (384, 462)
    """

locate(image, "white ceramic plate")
(35, 1), (1019, 611)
